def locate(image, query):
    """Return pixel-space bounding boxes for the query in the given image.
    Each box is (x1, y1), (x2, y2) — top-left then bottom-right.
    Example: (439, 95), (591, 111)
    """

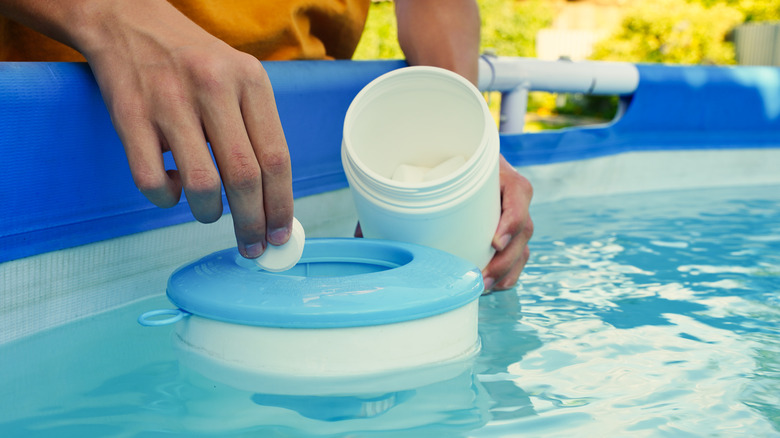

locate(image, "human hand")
(77, 1), (293, 258)
(354, 155), (533, 292)
(482, 155), (534, 292)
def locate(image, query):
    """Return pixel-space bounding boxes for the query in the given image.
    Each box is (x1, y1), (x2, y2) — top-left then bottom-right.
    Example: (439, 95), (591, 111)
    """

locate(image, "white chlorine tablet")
(254, 217), (306, 272)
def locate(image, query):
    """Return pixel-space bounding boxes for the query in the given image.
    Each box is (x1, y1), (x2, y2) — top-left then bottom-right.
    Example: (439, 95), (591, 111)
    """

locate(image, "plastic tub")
(341, 66), (500, 269)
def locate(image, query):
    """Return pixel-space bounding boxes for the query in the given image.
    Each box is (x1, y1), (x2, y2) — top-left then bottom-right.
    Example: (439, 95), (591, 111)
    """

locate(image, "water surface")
(1, 184), (779, 437)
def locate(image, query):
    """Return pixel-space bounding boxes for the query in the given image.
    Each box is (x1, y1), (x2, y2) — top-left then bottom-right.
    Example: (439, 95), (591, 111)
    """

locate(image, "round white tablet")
(254, 217), (306, 272)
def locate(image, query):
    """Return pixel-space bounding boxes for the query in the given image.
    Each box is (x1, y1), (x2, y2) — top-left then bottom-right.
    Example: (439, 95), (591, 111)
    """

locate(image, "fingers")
(194, 56), (292, 258)
(81, 7), (292, 261)
(482, 155), (534, 292)
(483, 217), (533, 291)
(108, 50), (292, 260)
(240, 61), (294, 247)
(162, 115), (224, 224)
(202, 101), (266, 257)
(114, 105), (184, 209)
(195, 64), (266, 257)
(107, 63), (224, 223)
(492, 156), (533, 251)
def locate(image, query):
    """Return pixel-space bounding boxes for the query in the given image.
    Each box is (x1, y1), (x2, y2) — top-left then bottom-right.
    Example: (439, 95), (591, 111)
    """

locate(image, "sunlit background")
(354, 0), (780, 131)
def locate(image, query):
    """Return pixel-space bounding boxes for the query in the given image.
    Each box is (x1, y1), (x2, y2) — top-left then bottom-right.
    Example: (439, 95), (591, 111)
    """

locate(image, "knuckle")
(508, 169), (533, 194)
(187, 52), (261, 93)
(506, 213), (525, 237)
(265, 203), (294, 227)
(150, 74), (192, 109)
(226, 160), (262, 192)
(236, 54), (265, 78)
(183, 167), (221, 195)
(500, 208), (526, 238)
(237, 226), (266, 248)
(232, 55), (268, 86)
(181, 52), (231, 92)
(110, 99), (156, 134)
(190, 63), (224, 93)
(259, 150), (291, 177)
(111, 98), (144, 124)
(519, 174), (534, 198)
(524, 217), (535, 239)
(133, 169), (166, 194)
(488, 255), (512, 280)
(232, 210), (266, 239)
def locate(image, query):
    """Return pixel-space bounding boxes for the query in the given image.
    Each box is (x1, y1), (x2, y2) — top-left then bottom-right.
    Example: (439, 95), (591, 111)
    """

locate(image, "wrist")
(66, 0), (205, 63)
(64, 0), (120, 58)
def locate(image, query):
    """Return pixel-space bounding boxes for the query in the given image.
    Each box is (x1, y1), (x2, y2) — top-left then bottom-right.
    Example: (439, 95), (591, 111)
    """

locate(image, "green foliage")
(591, 0), (745, 65)
(480, 0), (554, 57)
(353, 0), (555, 60)
(526, 91), (619, 130)
(353, 1), (403, 60)
(700, 0), (780, 22)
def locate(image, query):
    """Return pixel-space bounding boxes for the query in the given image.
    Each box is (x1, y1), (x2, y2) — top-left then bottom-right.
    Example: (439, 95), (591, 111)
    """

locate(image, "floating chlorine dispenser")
(139, 238), (484, 387)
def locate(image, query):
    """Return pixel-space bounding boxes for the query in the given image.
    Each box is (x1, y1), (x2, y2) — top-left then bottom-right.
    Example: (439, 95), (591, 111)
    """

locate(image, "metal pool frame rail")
(477, 56), (639, 134)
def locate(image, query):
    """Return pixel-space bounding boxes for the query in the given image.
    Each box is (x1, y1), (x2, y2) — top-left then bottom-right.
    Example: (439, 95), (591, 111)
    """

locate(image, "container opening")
(346, 70), (487, 181)
(234, 244), (416, 277)
(277, 259), (398, 277)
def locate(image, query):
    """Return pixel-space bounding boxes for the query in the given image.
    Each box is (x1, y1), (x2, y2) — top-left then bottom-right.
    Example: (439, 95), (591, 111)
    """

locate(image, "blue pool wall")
(2, 61), (780, 263)
(502, 63), (780, 165)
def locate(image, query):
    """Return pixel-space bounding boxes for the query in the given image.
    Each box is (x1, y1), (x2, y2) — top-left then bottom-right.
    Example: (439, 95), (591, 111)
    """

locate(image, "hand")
(77, 1), (294, 258)
(482, 155), (534, 292)
(355, 155), (533, 292)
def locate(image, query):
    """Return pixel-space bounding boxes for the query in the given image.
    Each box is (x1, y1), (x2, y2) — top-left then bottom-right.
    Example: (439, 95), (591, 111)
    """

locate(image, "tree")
(353, 0), (554, 61)
(702, 0), (780, 22)
(591, 0), (745, 65)
(479, 0), (554, 58)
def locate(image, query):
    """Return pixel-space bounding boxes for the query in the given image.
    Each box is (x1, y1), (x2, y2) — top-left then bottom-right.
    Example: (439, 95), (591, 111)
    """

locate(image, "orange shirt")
(0, 0), (370, 61)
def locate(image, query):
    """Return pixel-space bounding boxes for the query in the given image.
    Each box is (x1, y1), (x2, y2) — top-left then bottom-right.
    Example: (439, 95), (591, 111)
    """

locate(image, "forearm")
(0, 0), (205, 62)
(0, 0), (82, 47)
(394, 0), (480, 85)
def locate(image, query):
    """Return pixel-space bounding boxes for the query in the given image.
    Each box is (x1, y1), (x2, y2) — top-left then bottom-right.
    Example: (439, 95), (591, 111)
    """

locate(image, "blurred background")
(353, 0), (780, 130)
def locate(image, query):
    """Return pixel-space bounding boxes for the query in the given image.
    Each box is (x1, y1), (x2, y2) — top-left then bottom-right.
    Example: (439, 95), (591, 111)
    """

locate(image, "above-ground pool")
(1, 182), (779, 436)
(2, 60), (780, 437)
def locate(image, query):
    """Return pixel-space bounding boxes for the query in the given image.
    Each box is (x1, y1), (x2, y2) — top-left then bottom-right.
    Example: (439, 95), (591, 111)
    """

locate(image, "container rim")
(165, 238), (483, 328)
(342, 66), (494, 189)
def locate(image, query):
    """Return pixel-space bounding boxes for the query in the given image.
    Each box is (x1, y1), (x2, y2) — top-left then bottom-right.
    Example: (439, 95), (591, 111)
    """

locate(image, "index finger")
(492, 156), (533, 251)
(117, 118), (183, 209)
(241, 64), (294, 246)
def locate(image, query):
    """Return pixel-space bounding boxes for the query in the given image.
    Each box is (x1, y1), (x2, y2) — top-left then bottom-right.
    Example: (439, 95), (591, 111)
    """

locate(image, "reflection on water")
(483, 184), (780, 437)
(0, 185), (779, 436)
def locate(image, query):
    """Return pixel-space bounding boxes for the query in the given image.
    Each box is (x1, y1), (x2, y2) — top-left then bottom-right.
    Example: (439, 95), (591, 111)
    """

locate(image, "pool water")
(1, 184), (779, 437)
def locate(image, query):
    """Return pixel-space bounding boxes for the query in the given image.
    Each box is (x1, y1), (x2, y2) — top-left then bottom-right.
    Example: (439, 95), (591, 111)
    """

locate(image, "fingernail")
(496, 234), (511, 251)
(242, 242), (265, 258)
(483, 277), (495, 291)
(267, 227), (291, 246)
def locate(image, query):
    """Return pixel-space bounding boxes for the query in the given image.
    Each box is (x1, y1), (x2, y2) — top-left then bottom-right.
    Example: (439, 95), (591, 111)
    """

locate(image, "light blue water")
(1, 184), (779, 437)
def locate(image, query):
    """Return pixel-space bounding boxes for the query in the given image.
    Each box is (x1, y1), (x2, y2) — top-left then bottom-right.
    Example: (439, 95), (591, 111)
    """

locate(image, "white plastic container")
(342, 66), (500, 269)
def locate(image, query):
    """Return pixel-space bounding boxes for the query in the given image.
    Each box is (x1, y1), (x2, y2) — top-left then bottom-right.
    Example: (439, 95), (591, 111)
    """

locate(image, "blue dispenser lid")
(166, 238), (483, 328)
